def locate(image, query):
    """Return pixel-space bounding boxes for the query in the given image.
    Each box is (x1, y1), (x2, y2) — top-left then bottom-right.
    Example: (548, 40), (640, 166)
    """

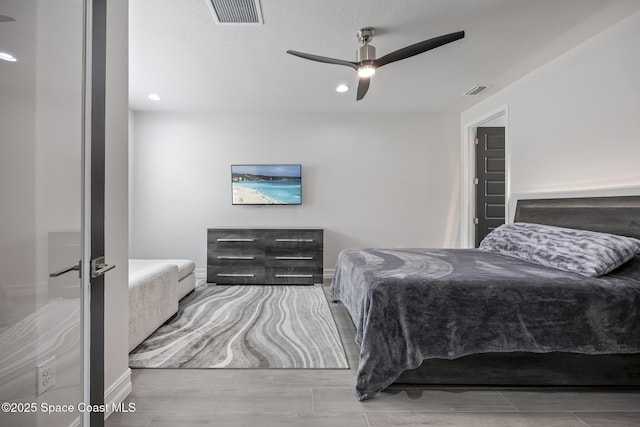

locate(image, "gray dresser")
(207, 228), (323, 285)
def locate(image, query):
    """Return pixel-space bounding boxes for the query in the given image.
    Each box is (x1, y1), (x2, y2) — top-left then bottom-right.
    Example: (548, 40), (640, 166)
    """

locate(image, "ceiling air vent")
(464, 85), (489, 96)
(207, 0), (263, 24)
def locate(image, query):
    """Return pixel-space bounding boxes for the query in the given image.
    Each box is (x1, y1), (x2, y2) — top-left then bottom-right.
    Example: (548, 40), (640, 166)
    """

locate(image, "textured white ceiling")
(129, 0), (640, 113)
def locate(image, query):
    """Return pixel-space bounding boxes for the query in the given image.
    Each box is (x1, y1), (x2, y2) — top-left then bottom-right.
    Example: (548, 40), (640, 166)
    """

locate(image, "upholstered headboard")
(514, 195), (640, 240)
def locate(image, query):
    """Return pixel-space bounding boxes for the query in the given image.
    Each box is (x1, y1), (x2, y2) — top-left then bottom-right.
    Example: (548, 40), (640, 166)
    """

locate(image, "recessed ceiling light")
(147, 93), (162, 101)
(0, 52), (17, 62)
(336, 84), (349, 93)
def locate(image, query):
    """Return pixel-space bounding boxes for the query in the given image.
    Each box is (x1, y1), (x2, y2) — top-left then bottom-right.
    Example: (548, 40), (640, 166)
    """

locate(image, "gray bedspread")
(330, 248), (640, 400)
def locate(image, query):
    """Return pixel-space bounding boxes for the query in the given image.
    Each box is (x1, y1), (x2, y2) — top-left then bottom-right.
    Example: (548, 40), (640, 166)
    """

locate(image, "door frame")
(82, 0), (107, 425)
(459, 105), (509, 248)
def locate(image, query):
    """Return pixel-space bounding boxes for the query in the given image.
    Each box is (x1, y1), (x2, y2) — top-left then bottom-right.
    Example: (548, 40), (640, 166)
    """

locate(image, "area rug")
(129, 284), (349, 369)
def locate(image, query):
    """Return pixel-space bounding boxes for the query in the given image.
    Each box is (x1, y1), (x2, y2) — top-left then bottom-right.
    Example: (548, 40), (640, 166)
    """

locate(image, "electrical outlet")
(36, 356), (55, 396)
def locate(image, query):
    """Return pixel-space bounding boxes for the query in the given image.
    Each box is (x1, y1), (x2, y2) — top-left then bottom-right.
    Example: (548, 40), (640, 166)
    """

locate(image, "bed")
(330, 195), (640, 400)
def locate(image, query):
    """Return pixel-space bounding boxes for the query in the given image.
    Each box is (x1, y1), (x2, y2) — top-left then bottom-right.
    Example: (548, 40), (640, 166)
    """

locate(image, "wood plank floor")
(106, 283), (640, 427)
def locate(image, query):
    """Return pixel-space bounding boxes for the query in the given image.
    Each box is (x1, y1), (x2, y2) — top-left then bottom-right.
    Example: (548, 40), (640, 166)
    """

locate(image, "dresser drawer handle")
(275, 238), (314, 242)
(275, 256), (313, 260)
(275, 274), (314, 278)
(217, 256), (255, 260)
(217, 273), (255, 277)
(217, 238), (255, 242)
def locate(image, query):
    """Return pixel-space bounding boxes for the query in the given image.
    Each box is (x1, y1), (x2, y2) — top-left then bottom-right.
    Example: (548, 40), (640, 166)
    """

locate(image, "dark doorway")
(475, 127), (506, 247)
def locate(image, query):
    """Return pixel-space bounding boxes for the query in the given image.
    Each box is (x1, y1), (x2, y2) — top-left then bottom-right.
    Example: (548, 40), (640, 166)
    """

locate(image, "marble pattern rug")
(129, 284), (349, 369)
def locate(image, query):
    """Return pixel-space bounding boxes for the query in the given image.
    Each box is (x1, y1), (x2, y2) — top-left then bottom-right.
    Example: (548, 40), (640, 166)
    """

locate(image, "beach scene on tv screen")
(232, 164), (302, 205)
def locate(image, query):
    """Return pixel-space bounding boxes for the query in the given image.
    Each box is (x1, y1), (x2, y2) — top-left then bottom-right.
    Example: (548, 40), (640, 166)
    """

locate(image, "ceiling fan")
(287, 28), (465, 101)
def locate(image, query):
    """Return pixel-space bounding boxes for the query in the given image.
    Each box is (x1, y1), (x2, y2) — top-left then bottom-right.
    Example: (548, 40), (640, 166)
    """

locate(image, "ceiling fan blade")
(286, 50), (358, 69)
(356, 77), (370, 101)
(374, 31), (465, 68)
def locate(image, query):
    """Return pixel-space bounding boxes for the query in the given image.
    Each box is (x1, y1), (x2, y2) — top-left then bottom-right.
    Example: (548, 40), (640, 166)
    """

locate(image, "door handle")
(91, 256), (115, 278)
(49, 257), (115, 279)
(50, 262), (81, 278)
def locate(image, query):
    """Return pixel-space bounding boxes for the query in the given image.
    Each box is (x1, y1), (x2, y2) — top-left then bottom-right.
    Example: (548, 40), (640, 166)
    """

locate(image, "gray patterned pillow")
(479, 222), (640, 277)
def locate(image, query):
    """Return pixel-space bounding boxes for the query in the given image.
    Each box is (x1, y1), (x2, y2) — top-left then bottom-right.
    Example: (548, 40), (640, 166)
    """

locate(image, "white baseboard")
(194, 267), (206, 281)
(104, 368), (132, 420)
(323, 268), (335, 281)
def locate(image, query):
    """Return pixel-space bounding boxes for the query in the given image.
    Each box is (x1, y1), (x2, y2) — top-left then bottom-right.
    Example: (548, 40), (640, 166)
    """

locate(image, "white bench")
(128, 259), (196, 352)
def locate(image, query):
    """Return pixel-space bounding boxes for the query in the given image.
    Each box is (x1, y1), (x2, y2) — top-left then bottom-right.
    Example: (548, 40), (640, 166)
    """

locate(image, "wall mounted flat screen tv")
(232, 164), (302, 205)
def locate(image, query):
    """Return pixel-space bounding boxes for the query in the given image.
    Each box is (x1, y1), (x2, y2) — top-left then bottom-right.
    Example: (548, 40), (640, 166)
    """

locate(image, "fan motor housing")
(357, 44), (376, 62)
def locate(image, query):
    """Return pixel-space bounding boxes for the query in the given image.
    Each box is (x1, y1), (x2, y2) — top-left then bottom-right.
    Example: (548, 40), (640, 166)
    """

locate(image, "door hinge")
(473, 137), (478, 145)
(473, 218), (479, 225)
(474, 178), (479, 185)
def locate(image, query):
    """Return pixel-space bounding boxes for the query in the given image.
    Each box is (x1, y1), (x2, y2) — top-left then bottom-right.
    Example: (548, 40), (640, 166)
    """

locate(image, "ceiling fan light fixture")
(286, 29), (465, 101)
(357, 65), (376, 78)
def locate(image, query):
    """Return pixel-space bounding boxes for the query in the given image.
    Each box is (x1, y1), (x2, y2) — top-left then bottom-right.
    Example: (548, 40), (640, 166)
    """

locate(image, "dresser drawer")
(265, 266), (322, 285)
(208, 229), (264, 243)
(265, 250), (321, 267)
(264, 229), (323, 251)
(208, 248), (264, 265)
(208, 265), (265, 284)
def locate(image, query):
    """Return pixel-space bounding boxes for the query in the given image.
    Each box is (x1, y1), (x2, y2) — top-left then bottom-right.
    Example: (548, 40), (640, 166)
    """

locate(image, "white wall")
(130, 112), (460, 271)
(461, 11), (640, 212)
(104, 0), (131, 414)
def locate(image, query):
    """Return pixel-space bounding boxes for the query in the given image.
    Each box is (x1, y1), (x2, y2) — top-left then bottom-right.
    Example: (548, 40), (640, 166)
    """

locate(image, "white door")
(0, 0), (104, 425)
